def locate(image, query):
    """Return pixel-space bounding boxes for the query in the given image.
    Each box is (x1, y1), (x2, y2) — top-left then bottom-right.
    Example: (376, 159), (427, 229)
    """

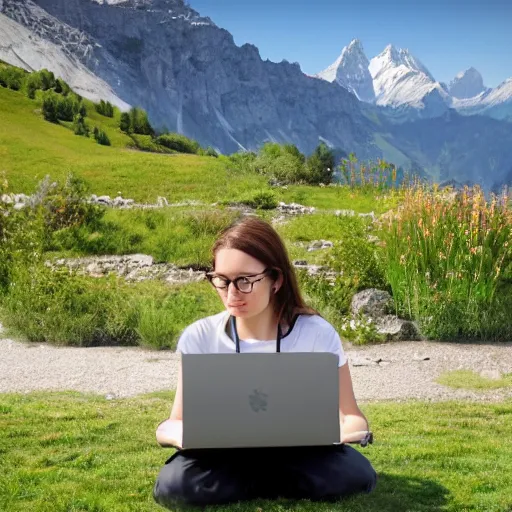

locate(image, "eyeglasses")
(206, 269), (271, 294)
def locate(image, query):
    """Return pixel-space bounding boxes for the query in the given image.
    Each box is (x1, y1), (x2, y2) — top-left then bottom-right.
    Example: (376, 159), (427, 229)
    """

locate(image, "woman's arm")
(338, 362), (371, 443)
(155, 357), (184, 448)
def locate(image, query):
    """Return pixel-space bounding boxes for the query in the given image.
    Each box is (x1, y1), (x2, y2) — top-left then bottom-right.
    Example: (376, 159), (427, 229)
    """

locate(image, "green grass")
(437, 370), (512, 390)
(1, 394), (511, 512)
(47, 207), (244, 267)
(276, 184), (400, 213)
(0, 87), (267, 204)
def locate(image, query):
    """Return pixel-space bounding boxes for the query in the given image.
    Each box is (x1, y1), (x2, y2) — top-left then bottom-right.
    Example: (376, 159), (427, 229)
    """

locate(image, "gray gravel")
(1, 325), (511, 402)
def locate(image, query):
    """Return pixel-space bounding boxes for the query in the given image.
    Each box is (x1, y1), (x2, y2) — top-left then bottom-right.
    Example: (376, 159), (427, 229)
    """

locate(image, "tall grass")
(384, 184), (512, 340)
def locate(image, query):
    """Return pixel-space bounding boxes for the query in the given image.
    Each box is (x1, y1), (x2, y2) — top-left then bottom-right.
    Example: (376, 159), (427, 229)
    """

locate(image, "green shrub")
(73, 113), (89, 137)
(93, 127), (111, 146)
(1, 263), (139, 346)
(95, 99), (114, 117)
(128, 134), (174, 154)
(0, 66), (25, 90)
(42, 91), (59, 123)
(238, 189), (278, 209)
(156, 133), (200, 154)
(328, 216), (388, 292)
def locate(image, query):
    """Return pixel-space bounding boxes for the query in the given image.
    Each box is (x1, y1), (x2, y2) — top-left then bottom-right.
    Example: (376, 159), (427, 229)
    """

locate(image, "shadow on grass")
(169, 473), (450, 512)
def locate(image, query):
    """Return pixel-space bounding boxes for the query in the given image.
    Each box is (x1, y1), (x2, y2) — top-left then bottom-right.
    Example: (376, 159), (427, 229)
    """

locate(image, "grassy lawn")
(1, 393), (511, 512)
(0, 88), (267, 204)
(437, 370), (512, 390)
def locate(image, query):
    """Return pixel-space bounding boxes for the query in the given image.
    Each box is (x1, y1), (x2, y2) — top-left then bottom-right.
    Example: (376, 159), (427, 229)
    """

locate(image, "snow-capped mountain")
(315, 39), (375, 103)
(318, 42), (451, 118)
(454, 78), (512, 122)
(449, 67), (486, 99)
(368, 45), (450, 116)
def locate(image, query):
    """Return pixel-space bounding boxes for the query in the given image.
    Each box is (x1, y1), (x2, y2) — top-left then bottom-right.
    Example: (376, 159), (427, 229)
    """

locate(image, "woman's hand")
(341, 430), (373, 446)
(156, 419), (183, 449)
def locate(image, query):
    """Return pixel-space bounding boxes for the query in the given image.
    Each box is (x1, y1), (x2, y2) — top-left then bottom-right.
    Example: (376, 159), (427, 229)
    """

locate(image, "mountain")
(315, 39), (375, 103)
(0, 0), (379, 158)
(449, 67), (486, 99)
(368, 45), (451, 117)
(379, 109), (512, 189)
(453, 78), (512, 122)
(0, 2), (129, 108)
(1, 0), (512, 190)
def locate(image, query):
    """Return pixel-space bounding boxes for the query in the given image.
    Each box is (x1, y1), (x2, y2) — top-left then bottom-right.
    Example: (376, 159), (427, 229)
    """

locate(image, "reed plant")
(384, 184), (512, 340)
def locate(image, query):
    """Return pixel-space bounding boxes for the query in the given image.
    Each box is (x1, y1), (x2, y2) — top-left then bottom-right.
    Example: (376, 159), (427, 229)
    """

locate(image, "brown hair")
(211, 215), (319, 326)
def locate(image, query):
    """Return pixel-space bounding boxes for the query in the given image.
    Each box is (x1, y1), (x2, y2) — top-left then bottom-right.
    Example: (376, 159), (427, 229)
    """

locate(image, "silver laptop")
(181, 352), (340, 449)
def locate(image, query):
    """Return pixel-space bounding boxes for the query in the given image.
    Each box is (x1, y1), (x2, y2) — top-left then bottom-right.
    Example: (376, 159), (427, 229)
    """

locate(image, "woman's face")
(213, 248), (278, 319)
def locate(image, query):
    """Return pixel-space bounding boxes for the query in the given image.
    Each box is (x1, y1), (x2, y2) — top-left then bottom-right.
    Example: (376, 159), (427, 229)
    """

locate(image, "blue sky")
(189, 0), (512, 88)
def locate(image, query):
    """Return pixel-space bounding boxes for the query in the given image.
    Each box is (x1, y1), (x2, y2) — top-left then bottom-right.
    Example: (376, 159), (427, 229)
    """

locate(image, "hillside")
(0, 84), (267, 203)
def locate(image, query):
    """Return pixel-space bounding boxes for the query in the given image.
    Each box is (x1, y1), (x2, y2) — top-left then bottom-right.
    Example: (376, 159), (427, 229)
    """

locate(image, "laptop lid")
(181, 352), (340, 449)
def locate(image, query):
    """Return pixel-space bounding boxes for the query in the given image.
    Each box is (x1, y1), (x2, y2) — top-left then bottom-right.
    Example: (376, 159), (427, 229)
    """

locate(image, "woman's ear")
(272, 270), (284, 294)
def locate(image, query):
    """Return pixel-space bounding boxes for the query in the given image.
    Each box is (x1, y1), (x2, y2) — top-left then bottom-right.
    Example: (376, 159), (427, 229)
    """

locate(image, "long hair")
(211, 215), (319, 326)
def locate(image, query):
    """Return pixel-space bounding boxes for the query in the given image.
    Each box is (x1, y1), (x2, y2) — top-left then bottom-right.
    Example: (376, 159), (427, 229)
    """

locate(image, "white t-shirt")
(176, 311), (347, 367)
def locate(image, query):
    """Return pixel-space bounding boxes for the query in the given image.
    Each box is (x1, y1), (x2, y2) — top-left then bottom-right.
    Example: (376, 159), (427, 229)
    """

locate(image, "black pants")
(153, 445), (377, 508)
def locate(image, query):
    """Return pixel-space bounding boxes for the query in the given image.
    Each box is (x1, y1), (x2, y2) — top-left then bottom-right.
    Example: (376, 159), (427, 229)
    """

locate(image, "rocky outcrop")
(350, 288), (421, 342)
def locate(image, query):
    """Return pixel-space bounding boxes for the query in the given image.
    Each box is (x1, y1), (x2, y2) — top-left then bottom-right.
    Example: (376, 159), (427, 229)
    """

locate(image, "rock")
(96, 195), (112, 205)
(335, 209), (355, 217)
(277, 202), (315, 215)
(480, 369), (502, 380)
(157, 196), (169, 207)
(1, 194), (12, 204)
(293, 260), (309, 266)
(377, 315), (421, 341)
(351, 289), (393, 318)
(13, 203), (26, 210)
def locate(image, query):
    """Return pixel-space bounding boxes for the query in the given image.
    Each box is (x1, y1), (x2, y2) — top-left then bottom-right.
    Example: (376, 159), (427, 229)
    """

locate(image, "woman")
(153, 216), (377, 508)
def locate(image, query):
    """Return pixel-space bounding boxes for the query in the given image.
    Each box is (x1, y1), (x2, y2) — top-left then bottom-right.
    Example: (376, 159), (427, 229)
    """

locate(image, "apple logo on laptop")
(249, 389), (268, 412)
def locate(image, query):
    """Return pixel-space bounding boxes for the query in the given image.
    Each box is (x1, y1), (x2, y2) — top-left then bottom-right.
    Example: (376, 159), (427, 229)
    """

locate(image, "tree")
(120, 112), (131, 133)
(73, 113), (89, 137)
(129, 106), (154, 135)
(305, 142), (336, 184)
(39, 69), (56, 91)
(93, 127), (111, 146)
(96, 100), (114, 117)
(42, 92), (59, 123)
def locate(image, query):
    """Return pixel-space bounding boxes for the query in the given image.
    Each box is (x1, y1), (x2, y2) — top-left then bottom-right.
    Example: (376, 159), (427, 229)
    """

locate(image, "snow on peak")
(369, 44), (434, 82)
(316, 38), (375, 103)
(449, 67), (486, 99)
(368, 43), (448, 110)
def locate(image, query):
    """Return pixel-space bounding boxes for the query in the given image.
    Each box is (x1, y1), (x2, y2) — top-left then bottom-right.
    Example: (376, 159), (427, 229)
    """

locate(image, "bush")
(93, 127), (111, 146)
(96, 100), (114, 117)
(304, 142), (335, 185)
(128, 134), (174, 154)
(73, 113), (89, 137)
(0, 66), (25, 91)
(238, 189), (278, 209)
(120, 112), (131, 133)
(156, 133), (200, 154)
(42, 91), (59, 123)
(328, 216), (388, 292)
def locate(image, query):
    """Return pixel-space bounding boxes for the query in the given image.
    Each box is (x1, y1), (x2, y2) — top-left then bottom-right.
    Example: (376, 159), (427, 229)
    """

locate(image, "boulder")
(351, 289), (393, 318)
(376, 315), (421, 341)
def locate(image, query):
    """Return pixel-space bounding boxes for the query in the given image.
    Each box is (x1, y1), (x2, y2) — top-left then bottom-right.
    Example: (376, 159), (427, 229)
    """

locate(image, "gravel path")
(2, 325), (511, 403)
